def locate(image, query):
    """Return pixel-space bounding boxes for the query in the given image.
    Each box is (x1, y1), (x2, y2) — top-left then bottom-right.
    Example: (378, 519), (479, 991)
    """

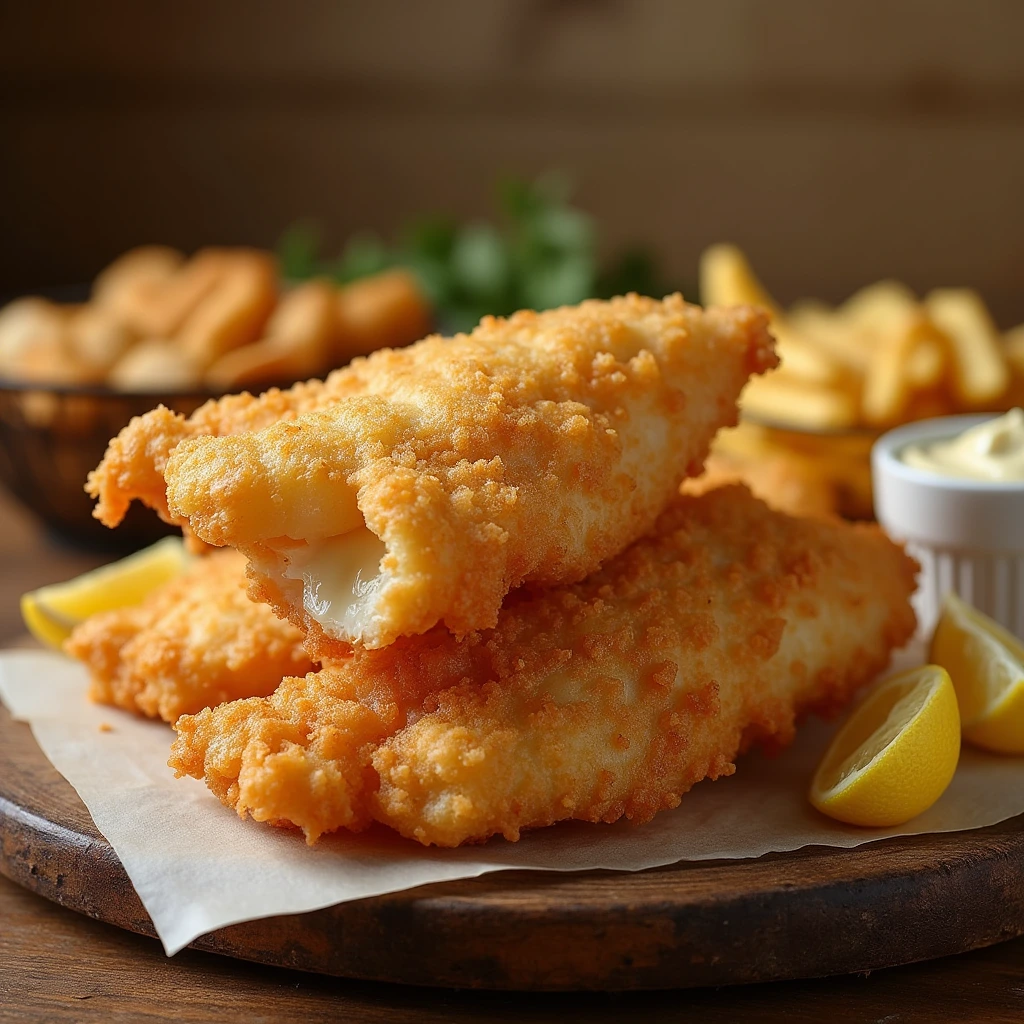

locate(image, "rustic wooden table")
(2, 489), (1024, 1023)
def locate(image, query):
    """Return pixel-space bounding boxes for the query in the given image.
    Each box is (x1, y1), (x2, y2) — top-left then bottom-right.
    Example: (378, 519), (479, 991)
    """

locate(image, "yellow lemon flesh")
(930, 591), (1024, 755)
(810, 665), (960, 827)
(21, 536), (188, 650)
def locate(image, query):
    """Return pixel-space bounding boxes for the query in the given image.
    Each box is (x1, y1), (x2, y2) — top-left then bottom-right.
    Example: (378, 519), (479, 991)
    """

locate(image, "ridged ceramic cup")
(872, 414), (1024, 641)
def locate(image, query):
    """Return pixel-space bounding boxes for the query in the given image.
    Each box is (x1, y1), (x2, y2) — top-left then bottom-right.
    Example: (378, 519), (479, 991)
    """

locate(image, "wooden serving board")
(2, 704), (1024, 992)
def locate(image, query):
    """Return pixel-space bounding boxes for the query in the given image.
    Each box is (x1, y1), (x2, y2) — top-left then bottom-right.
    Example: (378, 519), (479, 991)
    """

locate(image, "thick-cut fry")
(92, 295), (776, 653)
(170, 487), (917, 847)
(66, 550), (314, 723)
(700, 243), (782, 318)
(839, 280), (918, 334)
(786, 301), (876, 374)
(741, 370), (859, 431)
(773, 327), (848, 386)
(904, 330), (947, 390)
(925, 289), (1010, 406)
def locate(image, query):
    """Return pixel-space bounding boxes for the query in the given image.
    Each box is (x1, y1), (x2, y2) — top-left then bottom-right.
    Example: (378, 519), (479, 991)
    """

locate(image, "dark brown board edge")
(2, 709), (1024, 991)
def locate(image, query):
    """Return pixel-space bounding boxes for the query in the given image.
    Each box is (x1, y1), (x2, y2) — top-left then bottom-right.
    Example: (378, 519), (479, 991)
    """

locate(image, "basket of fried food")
(0, 245), (432, 547)
(693, 244), (1024, 520)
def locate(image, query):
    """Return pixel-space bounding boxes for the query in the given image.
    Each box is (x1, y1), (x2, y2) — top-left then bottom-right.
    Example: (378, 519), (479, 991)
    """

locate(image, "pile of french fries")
(0, 246), (431, 393)
(696, 245), (1024, 519)
(701, 244), (1024, 432)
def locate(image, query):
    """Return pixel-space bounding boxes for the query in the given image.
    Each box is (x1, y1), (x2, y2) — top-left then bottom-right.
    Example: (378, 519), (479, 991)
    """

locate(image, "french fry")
(740, 370), (860, 431)
(839, 280), (918, 334)
(1004, 325), (1024, 406)
(695, 243), (1022, 520)
(773, 323), (849, 386)
(925, 289), (1010, 406)
(904, 328), (947, 390)
(1002, 324), (1024, 378)
(787, 300), (875, 374)
(699, 243), (782, 317)
(861, 327), (916, 426)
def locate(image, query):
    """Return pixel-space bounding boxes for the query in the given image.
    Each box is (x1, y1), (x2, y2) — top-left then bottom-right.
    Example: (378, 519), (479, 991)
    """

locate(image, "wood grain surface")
(3, 697), (1024, 992)
(2, 872), (1024, 1024)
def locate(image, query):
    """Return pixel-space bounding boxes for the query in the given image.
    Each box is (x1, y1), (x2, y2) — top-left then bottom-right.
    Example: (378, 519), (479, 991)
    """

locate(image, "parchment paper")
(1, 646), (1022, 956)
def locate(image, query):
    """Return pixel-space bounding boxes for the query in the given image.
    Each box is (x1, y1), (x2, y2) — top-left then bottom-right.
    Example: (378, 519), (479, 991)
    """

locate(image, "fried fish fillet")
(96, 296), (775, 653)
(65, 550), (315, 723)
(169, 486), (917, 847)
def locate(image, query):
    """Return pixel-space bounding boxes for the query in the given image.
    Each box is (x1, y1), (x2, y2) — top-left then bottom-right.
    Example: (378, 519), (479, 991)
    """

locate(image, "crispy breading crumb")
(90, 296), (776, 650)
(66, 550), (315, 723)
(170, 487), (917, 847)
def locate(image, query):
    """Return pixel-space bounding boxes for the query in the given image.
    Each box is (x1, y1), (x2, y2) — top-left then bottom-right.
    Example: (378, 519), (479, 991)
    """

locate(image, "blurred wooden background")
(2, 0), (1023, 320)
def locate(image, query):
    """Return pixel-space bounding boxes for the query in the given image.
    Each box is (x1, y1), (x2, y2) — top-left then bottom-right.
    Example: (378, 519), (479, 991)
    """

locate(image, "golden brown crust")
(159, 296), (776, 649)
(170, 487), (917, 846)
(683, 449), (839, 519)
(65, 550), (315, 723)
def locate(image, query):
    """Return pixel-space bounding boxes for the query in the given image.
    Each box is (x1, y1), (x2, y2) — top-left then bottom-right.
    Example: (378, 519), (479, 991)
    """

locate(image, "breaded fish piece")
(66, 550), (315, 723)
(87, 376), (358, 529)
(170, 486), (917, 846)
(121, 296), (776, 653)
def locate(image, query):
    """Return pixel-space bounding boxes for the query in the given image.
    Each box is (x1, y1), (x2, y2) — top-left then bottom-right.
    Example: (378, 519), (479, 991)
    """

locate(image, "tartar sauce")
(901, 408), (1024, 482)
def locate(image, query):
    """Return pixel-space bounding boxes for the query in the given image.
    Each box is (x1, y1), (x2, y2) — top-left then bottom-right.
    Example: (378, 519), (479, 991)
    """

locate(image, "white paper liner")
(2, 647), (1022, 956)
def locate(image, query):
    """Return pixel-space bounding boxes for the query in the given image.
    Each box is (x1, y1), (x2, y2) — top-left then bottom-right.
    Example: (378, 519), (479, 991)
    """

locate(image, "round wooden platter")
(2, 704), (1024, 993)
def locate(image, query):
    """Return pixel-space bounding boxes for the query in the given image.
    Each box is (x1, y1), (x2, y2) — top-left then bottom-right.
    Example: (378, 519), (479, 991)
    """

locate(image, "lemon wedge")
(810, 665), (960, 827)
(930, 591), (1024, 754)
(21, 536), (189, 650)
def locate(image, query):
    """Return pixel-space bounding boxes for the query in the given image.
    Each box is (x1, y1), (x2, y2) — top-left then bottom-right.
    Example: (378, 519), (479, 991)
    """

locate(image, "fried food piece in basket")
(91, 245), (185, 329)
(66, 549), (314, 723)
(140, 296), (776, 652)
(108, 338), (204, 392)
(204, 279), (341, 389)
(100, 248), (228, 340)
(176, 250), (277, 368)
(335, 268), (432, 361)
(170, 486), (917, 847)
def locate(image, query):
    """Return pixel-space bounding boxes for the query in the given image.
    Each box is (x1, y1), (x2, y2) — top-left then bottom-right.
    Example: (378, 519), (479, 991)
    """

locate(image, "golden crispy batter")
(170, 487), (917, 846)
(86, 376), (358, 528)
(66, 550), (314, 723)
(683, 449), (838, 519)
(158, 296), (776, 651)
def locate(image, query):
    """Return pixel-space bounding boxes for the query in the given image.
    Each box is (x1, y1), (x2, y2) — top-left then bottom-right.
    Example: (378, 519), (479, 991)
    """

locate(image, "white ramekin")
(872, 414), (1024, 640)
